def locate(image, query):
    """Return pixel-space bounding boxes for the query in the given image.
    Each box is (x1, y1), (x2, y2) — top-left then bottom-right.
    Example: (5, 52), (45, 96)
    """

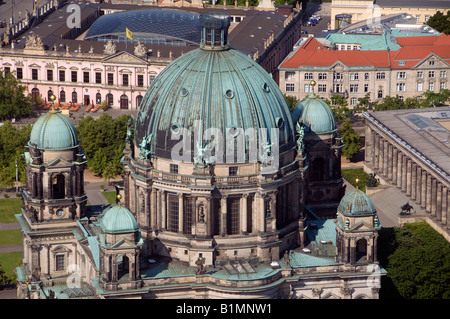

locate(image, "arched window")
(377, 90), (383, 99)
(136, 95), (143, 109)
(47, 90), (54, 102)
(120, 94), (129, 109)
(96, 93), (102, 105)
(167, 193), (179, 232)
(356, 238), (367, 262)
(227, 197), (240, 235)
(311, 157), (325, 181)
(72, 91), (78, 104)
(60, 90), (66, 103)
(117, 255), (129, 279)
(106, 93), (113, 107)
(52, 174), (65, 199)
(31, 88), (40, 103)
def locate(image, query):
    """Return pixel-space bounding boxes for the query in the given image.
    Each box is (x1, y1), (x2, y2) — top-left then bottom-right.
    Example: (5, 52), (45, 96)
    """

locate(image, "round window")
(56, 209), (64, 217)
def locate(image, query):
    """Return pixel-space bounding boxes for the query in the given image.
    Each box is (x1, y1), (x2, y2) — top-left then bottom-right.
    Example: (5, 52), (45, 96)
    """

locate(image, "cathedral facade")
(15, 14), (383, 299)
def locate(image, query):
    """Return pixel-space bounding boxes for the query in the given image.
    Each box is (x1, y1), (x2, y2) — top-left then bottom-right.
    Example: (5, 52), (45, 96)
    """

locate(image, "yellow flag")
(126, 27), (133, 40)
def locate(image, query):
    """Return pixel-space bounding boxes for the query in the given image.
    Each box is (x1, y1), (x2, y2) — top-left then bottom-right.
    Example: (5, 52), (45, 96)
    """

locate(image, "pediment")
(47, 156), (73, 167)
(110, 237), (137, 249)
(350, 221), (373, 232)
(102, 51), (148, 65)
(412, 53), (450, 69)
(328, 61), (348, 71)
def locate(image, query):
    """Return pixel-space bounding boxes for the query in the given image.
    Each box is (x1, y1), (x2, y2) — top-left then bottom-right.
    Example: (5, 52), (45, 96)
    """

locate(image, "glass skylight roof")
(85, 9), (201, 45)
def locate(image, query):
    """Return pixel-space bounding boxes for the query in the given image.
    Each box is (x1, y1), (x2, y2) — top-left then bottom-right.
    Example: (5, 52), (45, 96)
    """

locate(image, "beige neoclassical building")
(331, 0), (450, 30)
(363, 107), (450, 238)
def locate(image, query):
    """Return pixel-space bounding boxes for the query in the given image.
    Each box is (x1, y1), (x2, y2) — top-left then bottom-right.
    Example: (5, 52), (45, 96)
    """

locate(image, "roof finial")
(355, 178), (359, 190)
(309, 80), (316, 97)
(116, 194), (123, 206)
(49, 94), (57, 113)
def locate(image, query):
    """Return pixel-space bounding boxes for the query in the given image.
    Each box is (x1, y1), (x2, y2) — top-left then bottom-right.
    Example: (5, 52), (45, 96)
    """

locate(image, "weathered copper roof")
(28, 109), (79, 150)
(338, 189), (377, 217)
(135, 14), (295, 162)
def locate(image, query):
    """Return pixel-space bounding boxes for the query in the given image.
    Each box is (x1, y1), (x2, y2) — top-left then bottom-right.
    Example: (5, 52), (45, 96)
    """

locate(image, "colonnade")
(365, 125), (450, 229)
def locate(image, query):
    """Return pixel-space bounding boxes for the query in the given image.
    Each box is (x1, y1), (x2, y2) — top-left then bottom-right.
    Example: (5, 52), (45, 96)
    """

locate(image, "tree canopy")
(339, 117), (361, 161)
(378, 223), (450, 299)
(0, 122), (32, 187)
(0, 70), (34, 121)
(426, 10), (450, 35)
(76, 114), (131, 180)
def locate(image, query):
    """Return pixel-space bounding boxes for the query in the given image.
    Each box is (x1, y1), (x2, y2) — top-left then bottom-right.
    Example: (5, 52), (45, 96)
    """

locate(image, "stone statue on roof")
(103, 40), (116, 55)
(25, 34), (44, 50)
(134, 41), (146, 57)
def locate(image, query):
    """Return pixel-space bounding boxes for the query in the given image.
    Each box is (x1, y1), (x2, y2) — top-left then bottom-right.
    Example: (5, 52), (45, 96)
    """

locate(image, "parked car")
(0, 19), (6, 28)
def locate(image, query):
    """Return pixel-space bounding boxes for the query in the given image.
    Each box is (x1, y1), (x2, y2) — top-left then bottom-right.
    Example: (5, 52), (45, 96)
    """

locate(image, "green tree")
(340, 118), (361, 160)
(379, 223), (450, 299)
(0, 70), (34, 121)
(426, 10), (450, 35)
(77, 114), (130, 178)
(328, 94), (350, 123)
(421, 89), (450, 107)
(0, 261), (8, 285)
(285, 94), (299, 111)
(0, 122), (32, 187)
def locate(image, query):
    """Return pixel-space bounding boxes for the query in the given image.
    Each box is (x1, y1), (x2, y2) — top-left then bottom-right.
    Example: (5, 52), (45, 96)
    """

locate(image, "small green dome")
(29, 110), (79, 150)
(338, 189), (376, 217)
(100, 205), (139, 234)
(292, 94), (337, 134)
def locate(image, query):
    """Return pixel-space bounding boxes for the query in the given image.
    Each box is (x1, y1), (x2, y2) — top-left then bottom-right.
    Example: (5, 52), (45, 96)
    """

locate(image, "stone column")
(161, 190), (166, 230)
(416, 167), (422, 206)
(411, 163), (417, 200)
(431, 178), (437, 217)
(150, 188), (157, 230)
(392, 148), (398, 185)
(365, 127), (374, 166)
(401, 155), (407, 192)
(426, 174), (432, 213)
(387, 143), (393, 180)
(436, 182), (442, 222)
(178, 193), (184, 233)
(374, 134), (380, 170)
(442, 186), (448, 227)
(397, 151), (402, 189)
(220, 195), (227, 235)
(406, 159), (412, 196)
(421, 172), (427, 209)
(241, 194), (248, 234)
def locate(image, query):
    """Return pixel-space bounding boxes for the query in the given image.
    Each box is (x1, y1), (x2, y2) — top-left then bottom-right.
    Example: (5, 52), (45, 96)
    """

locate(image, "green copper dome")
(135, 13), (295, 163)
(292, 93), (337, 134)
(100, 204), (139, 234)
(338, 189), (377, 217)
(29, 110), (79, 150)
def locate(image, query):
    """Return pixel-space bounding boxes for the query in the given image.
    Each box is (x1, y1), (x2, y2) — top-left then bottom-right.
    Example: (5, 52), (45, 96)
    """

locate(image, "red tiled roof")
(280, 37), (391, 69)
(280, 34), (450, 70)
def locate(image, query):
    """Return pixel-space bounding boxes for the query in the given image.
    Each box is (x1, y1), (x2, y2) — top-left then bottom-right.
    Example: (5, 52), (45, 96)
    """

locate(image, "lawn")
(0, 198), (22, 223)
(0, 251), (22, 282)
(102, 191), (118, 204)
(341, 168), (371, 192)
(0, 229), (22, 247)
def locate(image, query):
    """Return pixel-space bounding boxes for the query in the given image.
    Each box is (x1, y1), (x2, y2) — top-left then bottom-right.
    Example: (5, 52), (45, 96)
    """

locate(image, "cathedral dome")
(100, 204), (139, 234)
(134, 13), (295, 163)
(28, 109), (79, 150)
(338, 189), (377, 217)
(292, 91), (337, 135)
